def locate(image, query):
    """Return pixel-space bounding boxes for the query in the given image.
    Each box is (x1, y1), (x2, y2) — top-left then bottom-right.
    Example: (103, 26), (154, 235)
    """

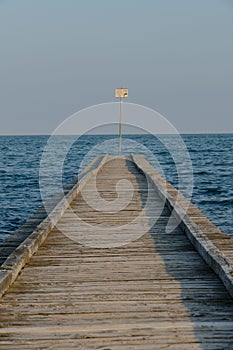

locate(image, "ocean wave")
(205, 188), (222, 194)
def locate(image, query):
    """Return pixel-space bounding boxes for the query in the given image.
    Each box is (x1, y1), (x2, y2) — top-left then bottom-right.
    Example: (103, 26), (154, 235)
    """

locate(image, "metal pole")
(118, 97), (122, 155)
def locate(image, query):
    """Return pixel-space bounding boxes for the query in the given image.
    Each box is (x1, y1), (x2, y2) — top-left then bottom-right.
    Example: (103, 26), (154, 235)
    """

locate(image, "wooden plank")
(0, 155), (107, 298)
(132, 154), (233, 298)
(0, 156), (233, 349)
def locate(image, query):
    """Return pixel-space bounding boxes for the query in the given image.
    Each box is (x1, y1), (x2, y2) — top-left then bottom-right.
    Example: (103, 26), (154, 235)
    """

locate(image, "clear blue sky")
(0, 0), (233, 134)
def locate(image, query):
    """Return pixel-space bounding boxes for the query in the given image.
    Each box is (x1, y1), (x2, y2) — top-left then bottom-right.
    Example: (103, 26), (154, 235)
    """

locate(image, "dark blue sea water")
(0, 134), (232, 243)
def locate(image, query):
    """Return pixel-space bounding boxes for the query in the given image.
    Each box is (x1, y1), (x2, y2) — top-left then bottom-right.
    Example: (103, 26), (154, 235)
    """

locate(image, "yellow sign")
(115, 88), (128, 98)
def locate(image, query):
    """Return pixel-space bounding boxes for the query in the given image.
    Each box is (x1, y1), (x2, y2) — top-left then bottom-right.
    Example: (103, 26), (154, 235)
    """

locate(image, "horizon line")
(0, 132), (233, 136)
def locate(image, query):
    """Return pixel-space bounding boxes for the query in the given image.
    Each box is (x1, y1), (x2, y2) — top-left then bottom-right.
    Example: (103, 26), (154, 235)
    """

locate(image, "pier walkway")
(1, 156), (233, 349)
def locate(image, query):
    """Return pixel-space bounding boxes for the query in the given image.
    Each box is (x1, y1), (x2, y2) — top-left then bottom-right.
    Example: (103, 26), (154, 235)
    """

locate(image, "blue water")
(0, 134), (232, 242)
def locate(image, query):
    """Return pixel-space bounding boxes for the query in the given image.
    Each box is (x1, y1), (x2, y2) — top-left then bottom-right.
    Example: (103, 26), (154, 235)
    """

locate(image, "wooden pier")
(1, 155), (233, 349)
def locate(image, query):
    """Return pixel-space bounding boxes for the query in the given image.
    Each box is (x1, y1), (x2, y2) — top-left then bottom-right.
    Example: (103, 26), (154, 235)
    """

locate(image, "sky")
(0, 0), (233, 134)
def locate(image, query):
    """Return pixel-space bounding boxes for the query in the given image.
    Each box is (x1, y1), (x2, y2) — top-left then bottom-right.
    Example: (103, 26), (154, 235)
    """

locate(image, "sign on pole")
(115, 88), (128, 98)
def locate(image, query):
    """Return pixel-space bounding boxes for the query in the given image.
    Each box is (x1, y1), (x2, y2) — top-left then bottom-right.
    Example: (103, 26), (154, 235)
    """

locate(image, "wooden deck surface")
(1, 157), (233, 349)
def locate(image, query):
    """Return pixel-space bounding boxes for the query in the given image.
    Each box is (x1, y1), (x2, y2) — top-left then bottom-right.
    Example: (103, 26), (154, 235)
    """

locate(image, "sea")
(0, 134), (232, 243)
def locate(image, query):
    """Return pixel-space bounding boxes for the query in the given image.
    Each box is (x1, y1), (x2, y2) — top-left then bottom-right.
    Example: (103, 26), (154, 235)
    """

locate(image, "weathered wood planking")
(132, 155), (233, 298)
(0, 156), (233, 349)
(0, 156), (107, 297)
